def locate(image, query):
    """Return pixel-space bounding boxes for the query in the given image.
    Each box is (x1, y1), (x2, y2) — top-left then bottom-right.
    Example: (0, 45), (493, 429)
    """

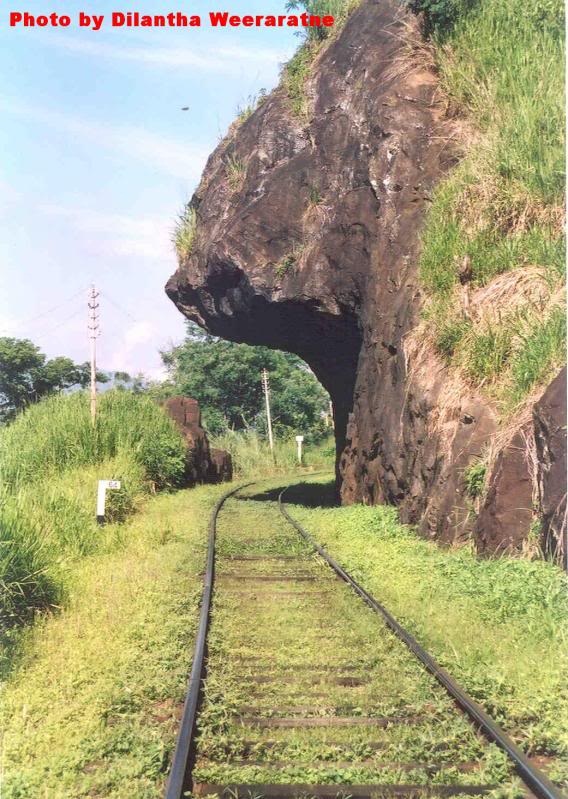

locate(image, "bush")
(0, 497), (61, 626)
(0, 390), (186, 491)
(407, 0), (478, 35)
(0, 391), (187, 624)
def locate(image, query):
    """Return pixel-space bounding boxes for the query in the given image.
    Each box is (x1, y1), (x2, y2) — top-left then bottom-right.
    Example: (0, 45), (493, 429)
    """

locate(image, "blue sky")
(0, 0), (297, 378)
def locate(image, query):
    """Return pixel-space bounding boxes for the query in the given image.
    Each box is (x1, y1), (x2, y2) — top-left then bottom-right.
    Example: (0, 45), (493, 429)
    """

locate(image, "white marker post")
(97, 479), (121, 525)
(295, 435), (304, 465)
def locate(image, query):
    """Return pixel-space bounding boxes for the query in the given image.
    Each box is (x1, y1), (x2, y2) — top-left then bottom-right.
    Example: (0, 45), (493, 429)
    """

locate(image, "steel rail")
(165, 483), (250, 799)
(278, 488), (564, 799)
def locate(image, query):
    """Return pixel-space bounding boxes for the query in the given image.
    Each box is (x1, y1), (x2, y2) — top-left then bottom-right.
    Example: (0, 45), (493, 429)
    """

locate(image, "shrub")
(0, 392), (187, 623)
(407, 0), (478, 35)
(173, 205), (197, 261)
(0, 497), (61, 626)
(463, 461), (487, 499)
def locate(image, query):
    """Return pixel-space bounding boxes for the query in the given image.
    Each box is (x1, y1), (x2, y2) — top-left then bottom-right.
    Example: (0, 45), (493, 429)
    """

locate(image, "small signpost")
(295, 435), (304, 465)
(97, 479), (121, 525)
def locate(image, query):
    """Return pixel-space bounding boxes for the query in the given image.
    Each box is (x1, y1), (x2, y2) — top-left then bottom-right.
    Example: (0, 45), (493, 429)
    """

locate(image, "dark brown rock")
(533, 367), (567, 560)
(165, 0), (563, 550)
(209, 447), (233, 483)
(474, 427), (534, 555)
(164, 397), (231, 485)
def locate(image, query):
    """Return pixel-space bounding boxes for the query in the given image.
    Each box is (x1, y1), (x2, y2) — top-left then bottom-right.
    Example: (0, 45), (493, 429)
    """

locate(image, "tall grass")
(211, 429), (334, 477)
(0, 390), (185, 491)
(418, 0), (565, 408)
(0, 391), (186, 626)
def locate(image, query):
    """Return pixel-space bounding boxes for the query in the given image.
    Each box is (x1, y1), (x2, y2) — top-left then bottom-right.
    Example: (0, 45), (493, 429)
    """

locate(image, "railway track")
(165, 480), (563, 799)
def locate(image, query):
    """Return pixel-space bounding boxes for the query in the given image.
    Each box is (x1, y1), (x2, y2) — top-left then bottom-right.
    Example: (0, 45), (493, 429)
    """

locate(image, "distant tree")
(0, 337), (108, 422)
(161, 323), (329, 437)
(112, 371), (150, 393)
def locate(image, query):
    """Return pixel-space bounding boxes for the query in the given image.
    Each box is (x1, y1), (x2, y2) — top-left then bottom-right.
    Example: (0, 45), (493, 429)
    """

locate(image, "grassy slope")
(0, 391), (186, 626)
(0, 485), (227, 799)
(283, 477), (568, 784)
(419, 0), (565, 411)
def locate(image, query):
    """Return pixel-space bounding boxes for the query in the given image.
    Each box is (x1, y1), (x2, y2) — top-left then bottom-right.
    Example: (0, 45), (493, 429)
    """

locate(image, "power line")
(100, 290), (142, 324)
(0, 285), (90, 334)
(28, 306), (85, 339)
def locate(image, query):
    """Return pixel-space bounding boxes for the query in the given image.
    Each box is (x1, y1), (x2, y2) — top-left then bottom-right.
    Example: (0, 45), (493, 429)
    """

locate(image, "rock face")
(533, 367), (567, 560)
(164, 397), (232, 485)
(475, 427), (534, 555)
(166, 0), (566, 553)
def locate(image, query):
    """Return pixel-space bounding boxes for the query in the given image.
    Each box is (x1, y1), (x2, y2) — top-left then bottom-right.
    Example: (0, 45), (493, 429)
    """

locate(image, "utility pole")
(261, 368), (274, 452)
(88, 284), (100, 424)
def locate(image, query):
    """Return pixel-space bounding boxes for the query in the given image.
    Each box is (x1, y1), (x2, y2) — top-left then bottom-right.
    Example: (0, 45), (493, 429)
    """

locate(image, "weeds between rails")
(166, 480), (562, 799)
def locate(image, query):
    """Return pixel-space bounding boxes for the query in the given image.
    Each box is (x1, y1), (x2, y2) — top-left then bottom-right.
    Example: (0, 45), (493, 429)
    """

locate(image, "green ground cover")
(191, 482), (519, 795)
(0, 485), (226, 799)
(418, 0), (565, 410)
(280, 477), (568, 788)
(0, 391), (186, 629)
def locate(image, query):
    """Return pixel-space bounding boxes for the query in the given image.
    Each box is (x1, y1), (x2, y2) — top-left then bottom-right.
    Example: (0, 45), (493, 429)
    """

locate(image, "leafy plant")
(417, 0), (565, 409)
(226, 154), (246, 191)
(463, 460), (487, 499)
(0, 391), (187, 623)
(161, 322), (329, 438)
(275, 252), (297, 280)
(173, 205), (197, 261)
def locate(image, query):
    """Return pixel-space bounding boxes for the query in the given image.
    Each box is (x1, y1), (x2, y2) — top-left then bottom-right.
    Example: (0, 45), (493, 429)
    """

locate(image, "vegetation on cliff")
(0, 391), (186, 630)
(418, 0), (565, 411)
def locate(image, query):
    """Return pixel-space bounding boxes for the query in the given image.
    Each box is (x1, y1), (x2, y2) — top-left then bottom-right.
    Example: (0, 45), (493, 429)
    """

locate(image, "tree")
(162, 323), (329, 437)
(0, 337), (108, 422)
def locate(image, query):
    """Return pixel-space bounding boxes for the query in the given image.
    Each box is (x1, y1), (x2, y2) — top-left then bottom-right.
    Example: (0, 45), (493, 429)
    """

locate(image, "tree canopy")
(0, 337), (108, 421)
(161, 323), (329, 437)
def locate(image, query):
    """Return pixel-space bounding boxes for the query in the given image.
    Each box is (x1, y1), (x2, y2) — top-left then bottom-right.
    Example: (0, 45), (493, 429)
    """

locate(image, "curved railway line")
(165, 480), (563, 799)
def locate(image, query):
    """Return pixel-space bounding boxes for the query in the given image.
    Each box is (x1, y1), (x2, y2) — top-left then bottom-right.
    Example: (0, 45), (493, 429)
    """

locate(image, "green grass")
(418, 0), (565, 407)
(225, 154), (246, 191)
(282, 477), (568, 778)
(173, 205), (197, 261)
(281, 43), (316, 118)
(4, 476), (567, 794)
(192, 483), (518, 791)
(0, 391), (186, 626)
(280, 0), (359, 118)
(210, 430), (334, 478)
(1, 485), (228, 798)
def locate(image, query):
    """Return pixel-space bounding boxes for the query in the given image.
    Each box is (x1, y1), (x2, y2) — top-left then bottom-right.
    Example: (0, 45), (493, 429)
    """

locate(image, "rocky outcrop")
(533, 367), (567, 560)
(165, 0), (565, 553)
(164, 397), (232, 485)
(475, 427), (534, 555)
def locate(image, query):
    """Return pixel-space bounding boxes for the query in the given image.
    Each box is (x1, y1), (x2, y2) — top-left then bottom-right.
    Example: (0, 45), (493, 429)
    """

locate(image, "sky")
(0, 0), (297, 379)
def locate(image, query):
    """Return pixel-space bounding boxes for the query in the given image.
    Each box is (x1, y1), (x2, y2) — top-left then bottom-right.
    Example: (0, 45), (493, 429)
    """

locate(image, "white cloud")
(38, 203), (175, 261)
(0, 97), (208, 179)
(45, 34), (291, 73)
(106, 320), (156, 372)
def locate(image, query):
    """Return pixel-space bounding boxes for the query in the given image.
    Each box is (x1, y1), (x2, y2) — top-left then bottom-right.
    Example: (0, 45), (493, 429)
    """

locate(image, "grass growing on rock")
(0, 485), (227, 799)
(281, 477), (568, 786)
(418, 0), (565, 410)
(173, 205), (197, 261)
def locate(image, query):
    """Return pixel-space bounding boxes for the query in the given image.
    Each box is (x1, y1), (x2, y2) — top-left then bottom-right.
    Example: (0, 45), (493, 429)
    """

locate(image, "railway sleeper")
(193, 782), (500, 798)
